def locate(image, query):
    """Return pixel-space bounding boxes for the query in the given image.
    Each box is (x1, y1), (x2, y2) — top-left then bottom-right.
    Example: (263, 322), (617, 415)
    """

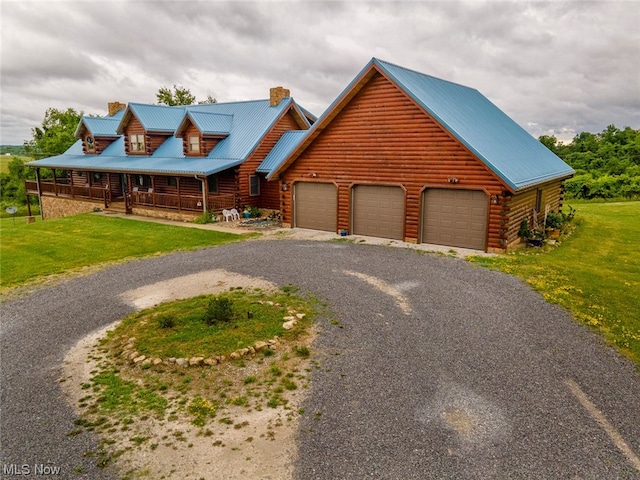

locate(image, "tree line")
(539, 125), (640, 199)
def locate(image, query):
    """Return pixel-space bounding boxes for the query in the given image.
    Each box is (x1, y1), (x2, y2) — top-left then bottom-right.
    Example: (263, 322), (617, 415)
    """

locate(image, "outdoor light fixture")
(447, 177), (459, 184)
(282, 182), (289, 191)
(491, 194), (499, 205)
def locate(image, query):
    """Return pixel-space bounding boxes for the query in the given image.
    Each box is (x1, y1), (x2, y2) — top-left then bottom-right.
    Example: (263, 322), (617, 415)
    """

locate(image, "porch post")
(177, 177), (182, 211)
(35, 168), (43, 220)
(52, 169), (58, 196)
(151, 176), (156, 207)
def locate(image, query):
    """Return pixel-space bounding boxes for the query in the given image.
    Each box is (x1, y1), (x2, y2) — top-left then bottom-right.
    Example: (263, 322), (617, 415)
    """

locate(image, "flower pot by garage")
(548, 228), (561, 240)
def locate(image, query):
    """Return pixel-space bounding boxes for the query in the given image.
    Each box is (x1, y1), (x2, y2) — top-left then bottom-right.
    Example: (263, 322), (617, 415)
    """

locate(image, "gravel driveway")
(2, 239), (639, 479)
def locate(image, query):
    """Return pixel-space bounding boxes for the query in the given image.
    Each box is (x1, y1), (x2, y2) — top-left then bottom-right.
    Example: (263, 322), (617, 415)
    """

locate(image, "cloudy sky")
(1, 0), (638, 146)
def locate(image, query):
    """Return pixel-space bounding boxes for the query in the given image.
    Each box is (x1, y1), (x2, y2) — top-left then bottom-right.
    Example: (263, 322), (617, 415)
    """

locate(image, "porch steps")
(103, 202), (128, 214)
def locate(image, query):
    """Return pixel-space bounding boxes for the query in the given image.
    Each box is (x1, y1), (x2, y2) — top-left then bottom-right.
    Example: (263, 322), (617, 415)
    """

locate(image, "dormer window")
(86, 136), (95, 152)
(129, 134), (145, 153)
(189, 136), (200, 153)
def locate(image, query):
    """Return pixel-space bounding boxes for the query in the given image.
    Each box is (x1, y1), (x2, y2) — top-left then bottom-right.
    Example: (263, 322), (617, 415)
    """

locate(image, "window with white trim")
(129, 134), (145, 153)
(189, 136), (200, 153)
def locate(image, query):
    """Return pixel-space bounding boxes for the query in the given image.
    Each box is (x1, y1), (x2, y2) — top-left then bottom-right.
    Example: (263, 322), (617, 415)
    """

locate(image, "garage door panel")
(422, 189), (487, 250)
(353, 185), (405, 240)
(294, 182), (337, 232)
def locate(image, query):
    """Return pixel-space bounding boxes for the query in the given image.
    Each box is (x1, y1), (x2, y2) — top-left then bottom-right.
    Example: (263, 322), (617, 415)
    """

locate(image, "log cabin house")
(27, 59), (573, 252)
(25, 87), (313, 222)
(265, 58), (574, 252)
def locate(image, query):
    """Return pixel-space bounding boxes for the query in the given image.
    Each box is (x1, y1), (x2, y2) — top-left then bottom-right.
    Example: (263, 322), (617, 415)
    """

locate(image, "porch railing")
(27, 181), (237, 213)
(124, 191), (236, 212)
(25, 180), (107, 202)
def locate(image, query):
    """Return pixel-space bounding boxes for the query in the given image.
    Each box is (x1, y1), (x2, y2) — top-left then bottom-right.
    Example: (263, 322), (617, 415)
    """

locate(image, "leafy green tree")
(198, 95), (217, 104)
(538, 135), (559, 154)
(541, 125), (640, 199)
(0, 157), (36, 206)
(24, 107), (82, 159)
(156, 85), (197, 106)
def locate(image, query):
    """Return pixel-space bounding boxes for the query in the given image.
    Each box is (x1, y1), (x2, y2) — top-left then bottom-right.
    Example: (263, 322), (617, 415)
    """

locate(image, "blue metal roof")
(371, 58), (574, 191)
(26, 149), (242, 176)
(75, 116), (121, 138)
(182, 111), (234, 136)
(118, 103), (186, 134)
(190, 98), (302, 161)
(28, 96), (312, 177)
(258, 130), (309, 176)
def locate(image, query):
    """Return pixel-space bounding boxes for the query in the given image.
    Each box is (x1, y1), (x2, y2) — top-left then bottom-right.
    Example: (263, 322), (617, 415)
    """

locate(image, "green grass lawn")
(0, 214), (246, 291)
(470, 201), (640, 366)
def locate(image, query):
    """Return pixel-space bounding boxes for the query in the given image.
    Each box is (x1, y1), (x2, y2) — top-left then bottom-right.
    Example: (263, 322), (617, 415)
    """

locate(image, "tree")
(156, 85), (196, 106)
(538, 134), (559, 154)
(198, 95), (217, 104)
(0, 157), (36, 206)
(24, 107), (82, 159)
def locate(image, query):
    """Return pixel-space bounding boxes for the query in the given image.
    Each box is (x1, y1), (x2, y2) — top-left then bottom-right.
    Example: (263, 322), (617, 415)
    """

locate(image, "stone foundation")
(41, 196), (103, 220)
(131, 206), (199, 223)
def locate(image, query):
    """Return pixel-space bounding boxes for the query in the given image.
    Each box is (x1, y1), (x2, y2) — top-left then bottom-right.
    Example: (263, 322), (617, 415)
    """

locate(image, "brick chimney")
(108, 101), (126, 116)
(269, 86), (290, 106)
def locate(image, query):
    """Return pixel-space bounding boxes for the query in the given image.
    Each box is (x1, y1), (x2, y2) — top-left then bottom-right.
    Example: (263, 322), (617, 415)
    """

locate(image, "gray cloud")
(1, 0), (638, 145)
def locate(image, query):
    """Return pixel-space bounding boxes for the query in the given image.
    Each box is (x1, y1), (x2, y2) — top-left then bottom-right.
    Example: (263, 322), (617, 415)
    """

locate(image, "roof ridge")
(129, 102), (187, 110)
(373, 57), (478, 92)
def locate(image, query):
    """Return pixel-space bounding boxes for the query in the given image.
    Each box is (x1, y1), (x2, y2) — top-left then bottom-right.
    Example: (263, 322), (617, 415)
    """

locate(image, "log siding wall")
(504, 179), (566, 247)
(239, 109), (304, 209)
(279, 73), (508, 250)
(82, 136), (117, 155)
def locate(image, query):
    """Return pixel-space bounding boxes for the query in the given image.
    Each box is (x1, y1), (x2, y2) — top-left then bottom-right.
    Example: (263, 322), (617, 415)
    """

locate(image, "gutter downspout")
(195, 175), (207, 214)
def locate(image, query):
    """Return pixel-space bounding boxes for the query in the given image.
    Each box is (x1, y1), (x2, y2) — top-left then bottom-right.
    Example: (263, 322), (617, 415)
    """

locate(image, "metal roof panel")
(372, 58), (574, 190)
(187, 111), (234, 135)
(258, 130), (308, 176)
(128, 103), (186, 133)
(75, 116), (121, 138)
(26, 152), (243, 176)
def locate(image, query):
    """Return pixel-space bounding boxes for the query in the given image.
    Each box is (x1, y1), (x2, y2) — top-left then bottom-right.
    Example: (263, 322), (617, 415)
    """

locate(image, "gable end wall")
(238, 109), (304, 209)
(280, 73), (510, 249)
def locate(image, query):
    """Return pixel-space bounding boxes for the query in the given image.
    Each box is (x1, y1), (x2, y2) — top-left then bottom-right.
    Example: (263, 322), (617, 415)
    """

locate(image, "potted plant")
(545, 211), (563, 239)
(519, 219), (545, 247)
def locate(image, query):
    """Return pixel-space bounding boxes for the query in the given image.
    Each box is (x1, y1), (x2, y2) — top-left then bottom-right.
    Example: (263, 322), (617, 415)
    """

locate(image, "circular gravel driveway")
(2, 239), (639, 479)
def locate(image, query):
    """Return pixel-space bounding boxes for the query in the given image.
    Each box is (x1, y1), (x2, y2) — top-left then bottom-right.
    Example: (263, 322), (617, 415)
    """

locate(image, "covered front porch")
(25, 168), (237, 218)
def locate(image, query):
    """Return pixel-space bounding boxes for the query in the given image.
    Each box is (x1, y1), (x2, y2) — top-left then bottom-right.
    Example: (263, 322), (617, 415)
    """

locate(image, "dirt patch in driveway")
(61, 269), (311, 479)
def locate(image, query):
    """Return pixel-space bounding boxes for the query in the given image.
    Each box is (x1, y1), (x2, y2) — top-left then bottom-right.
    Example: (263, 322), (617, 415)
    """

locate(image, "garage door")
(352, 185), (405, 240)
(294, 182), (337, 232)
(422, 189), (488, 250)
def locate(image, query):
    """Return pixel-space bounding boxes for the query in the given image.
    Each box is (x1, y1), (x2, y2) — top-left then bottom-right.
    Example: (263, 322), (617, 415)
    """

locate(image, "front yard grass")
(469, 201), (640, 366)
(0, 213), (246, 292)
(72, 286), (318, 474)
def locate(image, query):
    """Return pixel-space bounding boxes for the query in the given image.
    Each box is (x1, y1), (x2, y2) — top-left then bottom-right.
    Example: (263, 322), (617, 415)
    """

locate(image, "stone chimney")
(108, 101), (126, 116)
(269, 86), (290, 107)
